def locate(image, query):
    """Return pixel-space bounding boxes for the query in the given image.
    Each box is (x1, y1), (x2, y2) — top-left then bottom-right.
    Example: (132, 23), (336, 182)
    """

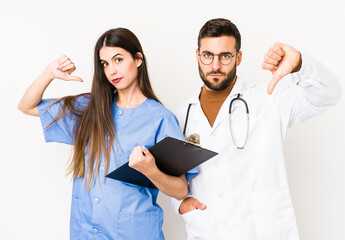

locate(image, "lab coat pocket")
(251, 185), (298, 239)
(117, 210), (163, 240)
(70, 196), (83, 240)
(182, 209), (206, 240)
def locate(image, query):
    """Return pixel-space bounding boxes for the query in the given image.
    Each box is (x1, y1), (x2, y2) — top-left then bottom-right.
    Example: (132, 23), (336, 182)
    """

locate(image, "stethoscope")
(183, 93), (249, 149)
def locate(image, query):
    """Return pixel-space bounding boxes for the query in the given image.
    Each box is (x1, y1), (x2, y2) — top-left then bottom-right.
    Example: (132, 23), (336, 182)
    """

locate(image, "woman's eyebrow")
(100, 53), (123, 62)
(111, 53), (123, 60)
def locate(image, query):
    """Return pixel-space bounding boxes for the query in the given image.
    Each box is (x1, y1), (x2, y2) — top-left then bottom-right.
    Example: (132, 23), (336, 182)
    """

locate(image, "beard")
(198, 62), (237, 91)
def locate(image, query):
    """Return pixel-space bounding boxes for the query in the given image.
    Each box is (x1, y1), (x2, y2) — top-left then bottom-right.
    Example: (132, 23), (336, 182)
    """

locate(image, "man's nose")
(210, 56), (221, 70)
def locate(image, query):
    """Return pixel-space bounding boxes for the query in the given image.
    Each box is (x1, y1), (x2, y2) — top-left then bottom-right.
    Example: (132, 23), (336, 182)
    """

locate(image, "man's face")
(197, 36), (242, 91)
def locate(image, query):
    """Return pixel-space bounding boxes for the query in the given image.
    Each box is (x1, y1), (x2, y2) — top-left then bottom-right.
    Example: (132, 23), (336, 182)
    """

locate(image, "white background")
(0, 0), (344, 239)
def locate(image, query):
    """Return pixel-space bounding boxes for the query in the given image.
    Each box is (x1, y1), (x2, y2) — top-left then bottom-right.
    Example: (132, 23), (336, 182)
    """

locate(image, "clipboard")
(106, 137), (218, 189)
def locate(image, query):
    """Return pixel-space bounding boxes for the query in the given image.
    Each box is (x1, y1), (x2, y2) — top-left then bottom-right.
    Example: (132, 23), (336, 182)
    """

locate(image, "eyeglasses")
(198, 51), (239, 65)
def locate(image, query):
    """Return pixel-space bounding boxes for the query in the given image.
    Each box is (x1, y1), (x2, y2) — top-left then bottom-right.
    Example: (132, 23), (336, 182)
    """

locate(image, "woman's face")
(99, 46), (142, 92)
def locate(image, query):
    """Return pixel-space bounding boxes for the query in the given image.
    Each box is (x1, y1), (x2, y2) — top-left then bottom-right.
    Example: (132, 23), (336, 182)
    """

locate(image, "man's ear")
(195, 49), (199, 62)
(135, 52), (143, 67)
(236, 51), (242, 67)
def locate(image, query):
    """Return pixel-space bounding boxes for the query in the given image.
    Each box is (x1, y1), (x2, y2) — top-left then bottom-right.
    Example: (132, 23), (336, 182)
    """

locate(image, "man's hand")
(262, 42), (302, 95)
(179, 197), (207, 214)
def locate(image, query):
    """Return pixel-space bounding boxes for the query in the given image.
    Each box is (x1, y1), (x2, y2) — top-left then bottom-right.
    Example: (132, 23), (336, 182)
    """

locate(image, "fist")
(128, 146), (157, 176)
(262, 43), (302, 95)
(45, 55), (83, 82)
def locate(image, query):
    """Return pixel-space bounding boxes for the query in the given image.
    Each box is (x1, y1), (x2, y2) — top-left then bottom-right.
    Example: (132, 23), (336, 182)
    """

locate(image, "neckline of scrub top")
(113, 96), (149, 110)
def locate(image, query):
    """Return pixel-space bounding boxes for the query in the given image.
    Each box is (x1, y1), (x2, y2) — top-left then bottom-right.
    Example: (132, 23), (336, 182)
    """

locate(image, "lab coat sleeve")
(37, 95), (89, 145)
(155, 110), (199, 182)
(171, 192), (193, 214)
(277, 53), (342, 128)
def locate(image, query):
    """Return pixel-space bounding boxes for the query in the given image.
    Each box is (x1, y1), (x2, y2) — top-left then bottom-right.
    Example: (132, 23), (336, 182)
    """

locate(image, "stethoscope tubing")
(183, 93), (249, 149)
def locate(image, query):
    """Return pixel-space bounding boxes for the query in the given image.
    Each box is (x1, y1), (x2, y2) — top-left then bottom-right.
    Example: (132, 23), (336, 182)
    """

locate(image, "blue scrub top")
(38, 95), (197, 240)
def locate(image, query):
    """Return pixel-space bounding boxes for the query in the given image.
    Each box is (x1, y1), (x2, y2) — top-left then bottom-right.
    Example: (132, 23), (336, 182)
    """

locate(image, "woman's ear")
(135, 52), (143, 67)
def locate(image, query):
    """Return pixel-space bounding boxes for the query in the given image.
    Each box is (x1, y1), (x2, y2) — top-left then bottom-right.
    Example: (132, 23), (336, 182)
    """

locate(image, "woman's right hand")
(18, 55), (83, 116)
(45, 55), (83, 82)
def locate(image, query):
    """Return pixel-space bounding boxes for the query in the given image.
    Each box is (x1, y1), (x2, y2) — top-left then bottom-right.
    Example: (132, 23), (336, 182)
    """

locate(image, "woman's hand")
(18, 55), (83, 116)
(129, 146), (158, 176)
(44, 55), (83, 82)
(129, 145), (188, 200)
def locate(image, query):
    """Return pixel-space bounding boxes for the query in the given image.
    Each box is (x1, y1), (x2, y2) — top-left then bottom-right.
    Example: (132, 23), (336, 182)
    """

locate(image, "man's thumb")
(194, 200), (207, 210)
(267, 72), (283, 95)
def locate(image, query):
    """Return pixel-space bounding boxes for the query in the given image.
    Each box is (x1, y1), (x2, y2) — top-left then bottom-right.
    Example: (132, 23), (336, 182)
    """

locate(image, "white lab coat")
(171, 54), (342, 240)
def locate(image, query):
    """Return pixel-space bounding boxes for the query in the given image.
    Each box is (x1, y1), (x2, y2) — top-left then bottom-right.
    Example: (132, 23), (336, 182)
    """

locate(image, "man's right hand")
(179, 197), (207, 215)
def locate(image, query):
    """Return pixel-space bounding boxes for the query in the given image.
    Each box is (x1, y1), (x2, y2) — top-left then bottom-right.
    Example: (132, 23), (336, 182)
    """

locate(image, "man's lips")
(208, 74), (224, 78)
(209, 74), (223, 77)
(112, 77), (123, 83)
(207, 72), (225, 78)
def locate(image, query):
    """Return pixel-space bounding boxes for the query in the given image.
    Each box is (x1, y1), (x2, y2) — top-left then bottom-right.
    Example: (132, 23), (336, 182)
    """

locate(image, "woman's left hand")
(129, 146), (158, 176)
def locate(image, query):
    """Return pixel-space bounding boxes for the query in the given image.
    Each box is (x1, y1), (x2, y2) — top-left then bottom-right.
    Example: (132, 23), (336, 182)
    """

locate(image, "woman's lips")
(112, 77), (123, 83)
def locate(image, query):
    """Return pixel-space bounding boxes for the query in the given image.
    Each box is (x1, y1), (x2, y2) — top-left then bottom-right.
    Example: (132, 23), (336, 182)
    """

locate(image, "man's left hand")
(262, 42), (302, 95)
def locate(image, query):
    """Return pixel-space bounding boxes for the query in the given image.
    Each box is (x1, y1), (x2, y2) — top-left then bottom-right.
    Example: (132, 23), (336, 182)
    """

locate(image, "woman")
(18, 28), (197, 240)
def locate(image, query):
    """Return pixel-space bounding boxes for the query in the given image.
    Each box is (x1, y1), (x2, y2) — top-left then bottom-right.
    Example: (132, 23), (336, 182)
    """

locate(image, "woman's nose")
(109, 63), (117, 75)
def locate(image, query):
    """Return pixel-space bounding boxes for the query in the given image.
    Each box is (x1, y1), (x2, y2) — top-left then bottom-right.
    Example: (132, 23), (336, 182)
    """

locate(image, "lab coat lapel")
(211, 77), (246, 132)
(187, 87), (213, 131)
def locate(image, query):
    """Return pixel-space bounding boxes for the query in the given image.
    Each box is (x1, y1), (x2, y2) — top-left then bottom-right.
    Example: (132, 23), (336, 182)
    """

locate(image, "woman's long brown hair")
(50, 28), (160, 190)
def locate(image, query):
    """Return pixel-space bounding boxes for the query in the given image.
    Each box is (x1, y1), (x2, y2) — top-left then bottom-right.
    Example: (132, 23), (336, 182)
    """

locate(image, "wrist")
(178, 195), (192, 214)
(144, 165), (160, 178)
(291, 52), (302, 73)
(41, 67), (55, 82)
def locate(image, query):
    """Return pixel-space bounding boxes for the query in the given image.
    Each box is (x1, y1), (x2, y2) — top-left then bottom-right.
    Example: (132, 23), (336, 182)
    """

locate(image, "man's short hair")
(198, 18), (241, 51)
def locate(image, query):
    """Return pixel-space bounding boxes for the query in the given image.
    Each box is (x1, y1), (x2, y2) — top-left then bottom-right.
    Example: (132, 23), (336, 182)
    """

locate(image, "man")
(171, 18), (341, 240)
